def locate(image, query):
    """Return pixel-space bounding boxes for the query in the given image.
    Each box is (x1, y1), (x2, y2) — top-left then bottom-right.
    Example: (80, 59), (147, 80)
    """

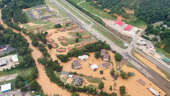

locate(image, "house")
(101, 62), (110, 69)
(103, 54), (110, 62)
(90, 64), (98, 71)
(0, 45), (7, 52)
(148, 88), (160, 96)
(11, 54), (19, 63)
(73, 76), (83, 86)
(100, 49), (107, 56)
(72, 60), (81, 69)
(56, 48), (66, 52)
(0, 59), (7, 67)
(124, 24), (132, 31)
(78, 55), (88, 60)
(115, 20), (125, 26)
(0, 83), (11, 93)
(100, 49), (110, 62)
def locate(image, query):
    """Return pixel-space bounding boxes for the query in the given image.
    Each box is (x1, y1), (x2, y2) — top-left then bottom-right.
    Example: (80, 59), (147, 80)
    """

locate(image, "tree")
(48, 44), (53, 49)
(98, 82), (104, 89)
(95, 51), (101, 59)
(100, 70), (103, 74)
(110, 68), (115, 76)
(54, 24), (62, 28)
(109, 85), (112, 91)
(72, 92), (79, 96)
(120, 86), (126, 96)
(115, 53), (123, 62)
(110, 92), (117, 96)
(30, 81), (41, 92)
(120, 71), (128, 79)
(15, 76), (25, 89)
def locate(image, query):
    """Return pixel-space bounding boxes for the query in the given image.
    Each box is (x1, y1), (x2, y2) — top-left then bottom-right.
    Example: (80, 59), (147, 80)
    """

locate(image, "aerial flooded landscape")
(0, 0), (170, 96)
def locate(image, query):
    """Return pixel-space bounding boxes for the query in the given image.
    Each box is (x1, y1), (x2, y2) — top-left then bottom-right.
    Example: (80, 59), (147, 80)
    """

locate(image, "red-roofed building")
(115, 20), (125, 26)
(124, 24), (132, 31)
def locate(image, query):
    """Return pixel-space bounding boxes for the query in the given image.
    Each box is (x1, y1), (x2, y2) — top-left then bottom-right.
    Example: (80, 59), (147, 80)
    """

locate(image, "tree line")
(58, 41), (111, 62)
(0, 0), (44, 30)
(85, 0), (170, 25)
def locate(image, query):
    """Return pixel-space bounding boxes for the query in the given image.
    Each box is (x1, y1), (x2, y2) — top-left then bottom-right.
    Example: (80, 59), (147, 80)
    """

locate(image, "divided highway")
(47, 0), (170, 94)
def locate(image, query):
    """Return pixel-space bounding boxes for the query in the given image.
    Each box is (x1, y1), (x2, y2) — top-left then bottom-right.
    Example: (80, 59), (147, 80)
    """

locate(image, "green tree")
(109, 85), (112, 91)
(72, 92), (79, 96)
(98, 82), (104, 89)
(119, 86), (126, 96)
(95, 51), (101, 59)
(115, 53), (123, 62)
(54, 24), (62, 28)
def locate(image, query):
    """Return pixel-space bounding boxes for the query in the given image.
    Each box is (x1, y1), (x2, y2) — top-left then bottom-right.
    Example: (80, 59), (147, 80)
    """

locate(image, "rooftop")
(124, 24), (132, 31)
(115, 20), (125, 26)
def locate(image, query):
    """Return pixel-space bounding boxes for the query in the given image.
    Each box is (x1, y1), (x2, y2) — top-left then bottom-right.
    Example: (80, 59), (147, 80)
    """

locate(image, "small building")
(115, 20), (125, 26)
(101, 62), (110, 69)
(56, 48), (66, 52)
(0, 83), (11, 93)
(11, 55), (19, 63)
(90, 64), (98, 71)
(124, 24), (132, 31)
(148, 88), (160, 96)
(73, 76), (83, 86)
(100, 49), (107, 56)
(0, 45), (7, 51)
(103, 54), (110, 62)
(72, 60), (81, 69)
(0, 59), (7, 66)
(78, 55), (88, 60)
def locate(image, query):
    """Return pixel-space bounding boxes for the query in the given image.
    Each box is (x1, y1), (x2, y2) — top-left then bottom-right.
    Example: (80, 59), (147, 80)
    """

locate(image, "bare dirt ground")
(134, 52), (170, 82)
(60, 51), (166, 96)
(113, 13), (125, 20)
(0, 10), (71, 95)
(23, 34), (71, 96)
(124, 8), (134, 14)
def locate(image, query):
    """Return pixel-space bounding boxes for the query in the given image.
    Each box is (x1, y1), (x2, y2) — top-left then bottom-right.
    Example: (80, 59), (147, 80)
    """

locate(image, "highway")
(47, 0), (170, 94)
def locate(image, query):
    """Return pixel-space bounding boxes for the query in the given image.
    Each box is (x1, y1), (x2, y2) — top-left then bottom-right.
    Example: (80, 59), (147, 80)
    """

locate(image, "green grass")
(0, 67), (34, 77)
(79, 1), (115, 20)
(93, 25), (126, 48)
(57, 0), (91, 24)
(156, 48), (170, 59)
(126, 16), (146, 28)
(45, 0), (68, 17)
(83, 75), (102, 84)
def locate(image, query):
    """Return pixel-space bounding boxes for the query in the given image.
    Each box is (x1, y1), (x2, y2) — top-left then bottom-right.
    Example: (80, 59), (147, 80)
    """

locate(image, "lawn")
(79, 1), (115, 20)
(0, 67), (35, 77)
(56, 0), (91, 24)
(156, 48), (170, 59)
(93, 25), (126, 48)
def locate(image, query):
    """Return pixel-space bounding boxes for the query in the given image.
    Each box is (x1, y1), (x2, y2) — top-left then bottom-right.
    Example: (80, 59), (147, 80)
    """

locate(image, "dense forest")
(0, 0), (44, 30)
(145, 24), (170, 53)
(87, 0), (170, 25)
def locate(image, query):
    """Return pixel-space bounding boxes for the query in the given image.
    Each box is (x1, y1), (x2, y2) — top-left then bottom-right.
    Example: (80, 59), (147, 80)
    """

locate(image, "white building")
(90, 64), (98, 71)
(148, 88), (160, 96)
(78, 55), (88, 60)
(11, 54), (19, 63)
(0, 59), (7, 66)
(0, 83), (12, 93)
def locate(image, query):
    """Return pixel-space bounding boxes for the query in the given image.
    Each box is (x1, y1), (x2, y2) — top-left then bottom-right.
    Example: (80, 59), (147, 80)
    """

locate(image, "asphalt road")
(48, 0), (170, 94)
